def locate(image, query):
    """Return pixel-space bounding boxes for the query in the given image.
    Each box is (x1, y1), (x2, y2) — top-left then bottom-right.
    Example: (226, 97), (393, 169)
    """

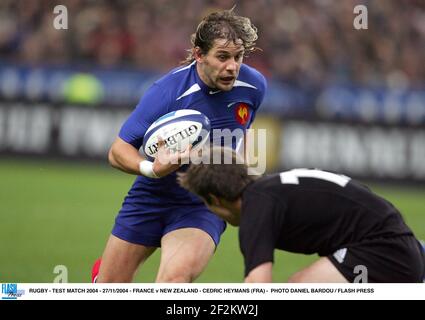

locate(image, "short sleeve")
(255, 72), (267, 110)
(248, 72), (267, 127)
(239, 190), (282, 277)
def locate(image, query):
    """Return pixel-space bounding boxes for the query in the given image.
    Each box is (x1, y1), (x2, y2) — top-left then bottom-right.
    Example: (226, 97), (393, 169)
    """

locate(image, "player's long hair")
(182, 8), (259, 65)
(177, 146), (260, 204)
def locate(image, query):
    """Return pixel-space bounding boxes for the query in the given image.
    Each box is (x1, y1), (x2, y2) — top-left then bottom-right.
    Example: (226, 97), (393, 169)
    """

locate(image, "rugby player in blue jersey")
(92, 9), (267, 282)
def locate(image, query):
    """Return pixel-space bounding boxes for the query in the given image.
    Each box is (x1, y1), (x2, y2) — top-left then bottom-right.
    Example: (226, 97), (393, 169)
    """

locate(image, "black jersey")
(239, 169), (413, 276)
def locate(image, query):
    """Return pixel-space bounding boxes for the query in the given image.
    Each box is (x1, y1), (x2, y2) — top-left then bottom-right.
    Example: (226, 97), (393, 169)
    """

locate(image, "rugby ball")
(143, 109), (210, 159)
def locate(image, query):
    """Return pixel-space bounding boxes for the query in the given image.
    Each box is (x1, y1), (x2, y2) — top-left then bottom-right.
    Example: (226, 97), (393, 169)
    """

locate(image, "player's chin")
(217, 78), (235, 91)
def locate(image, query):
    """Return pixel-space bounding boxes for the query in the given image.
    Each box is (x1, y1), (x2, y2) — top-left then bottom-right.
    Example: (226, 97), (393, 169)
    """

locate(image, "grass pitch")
(0, 159), (423, 283)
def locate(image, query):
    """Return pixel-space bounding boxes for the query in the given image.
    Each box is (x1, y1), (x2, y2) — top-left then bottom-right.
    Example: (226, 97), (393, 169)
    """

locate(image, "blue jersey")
(119, 62), (267, 206)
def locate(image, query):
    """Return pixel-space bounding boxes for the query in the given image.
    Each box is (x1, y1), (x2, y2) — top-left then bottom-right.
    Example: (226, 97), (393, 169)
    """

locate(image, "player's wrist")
(139, 160), (159, 178)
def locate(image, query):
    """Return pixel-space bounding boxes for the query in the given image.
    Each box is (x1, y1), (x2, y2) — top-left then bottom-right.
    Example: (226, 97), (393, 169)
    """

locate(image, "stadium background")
(0, 0), (424, 282)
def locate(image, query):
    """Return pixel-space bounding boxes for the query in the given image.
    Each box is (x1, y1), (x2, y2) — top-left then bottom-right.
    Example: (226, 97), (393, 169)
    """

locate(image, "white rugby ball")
(143, 109), (211, 159)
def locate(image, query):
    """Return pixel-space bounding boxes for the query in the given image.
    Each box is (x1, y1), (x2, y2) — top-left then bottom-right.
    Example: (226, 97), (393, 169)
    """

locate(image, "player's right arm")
(108, 137), (145, 175)
(240, 190), (280, 282)
(244, 262), (272, 283)
(111, 83), (185, 178)
(109, 137), (190, 178)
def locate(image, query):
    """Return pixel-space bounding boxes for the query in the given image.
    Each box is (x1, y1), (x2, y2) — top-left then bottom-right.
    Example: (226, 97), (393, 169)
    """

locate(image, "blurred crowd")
(0, 0), (424, 87)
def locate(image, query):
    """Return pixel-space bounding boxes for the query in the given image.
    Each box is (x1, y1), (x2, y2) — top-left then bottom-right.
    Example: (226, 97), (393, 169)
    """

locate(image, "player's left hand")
(153, 138), (192, 177)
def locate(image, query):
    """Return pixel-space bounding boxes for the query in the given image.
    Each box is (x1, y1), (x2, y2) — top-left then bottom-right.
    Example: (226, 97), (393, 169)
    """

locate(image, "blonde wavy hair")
(182, 9), (259, 65)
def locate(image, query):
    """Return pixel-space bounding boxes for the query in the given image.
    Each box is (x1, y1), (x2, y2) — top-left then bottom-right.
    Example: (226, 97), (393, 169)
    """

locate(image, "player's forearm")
(108, 138), (145, 175)
(244, 262), (273, 283)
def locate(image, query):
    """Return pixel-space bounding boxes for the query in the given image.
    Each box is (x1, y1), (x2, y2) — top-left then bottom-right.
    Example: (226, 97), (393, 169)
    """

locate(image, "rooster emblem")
(235, 103), (250, 125)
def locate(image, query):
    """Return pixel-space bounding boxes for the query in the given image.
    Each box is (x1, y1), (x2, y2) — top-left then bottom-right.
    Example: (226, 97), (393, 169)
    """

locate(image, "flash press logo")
(1, 283), (25, 300)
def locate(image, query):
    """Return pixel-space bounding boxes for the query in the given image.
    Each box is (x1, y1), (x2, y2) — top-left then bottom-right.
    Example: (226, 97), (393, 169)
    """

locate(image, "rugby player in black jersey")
(178, 147), (425, 283)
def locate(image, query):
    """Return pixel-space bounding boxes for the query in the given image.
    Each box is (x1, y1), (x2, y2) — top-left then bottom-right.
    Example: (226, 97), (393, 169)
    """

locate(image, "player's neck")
(228, 198), (242, 225)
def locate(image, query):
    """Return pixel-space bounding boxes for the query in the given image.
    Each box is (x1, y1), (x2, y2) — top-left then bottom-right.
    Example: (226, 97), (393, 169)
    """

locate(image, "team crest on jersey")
(235, 103), (250, 125)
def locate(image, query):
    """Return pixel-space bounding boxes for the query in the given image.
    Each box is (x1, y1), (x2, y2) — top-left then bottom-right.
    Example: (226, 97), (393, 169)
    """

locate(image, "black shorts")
(328, 235), (425, 283)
